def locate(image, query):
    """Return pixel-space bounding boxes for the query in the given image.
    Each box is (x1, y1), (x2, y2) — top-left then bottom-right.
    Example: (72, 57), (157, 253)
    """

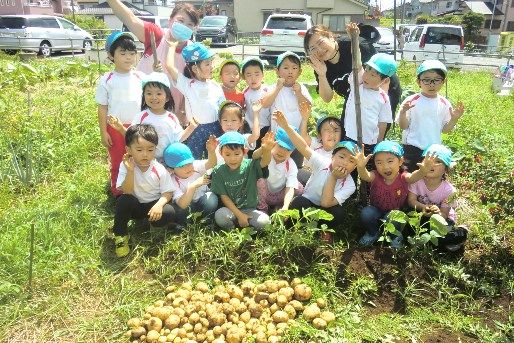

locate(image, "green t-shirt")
(211, 159), (265, 209)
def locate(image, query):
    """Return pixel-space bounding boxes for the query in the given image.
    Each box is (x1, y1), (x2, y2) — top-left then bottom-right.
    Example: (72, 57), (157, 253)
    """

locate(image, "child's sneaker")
(390, 235), (404, 249)
(359, 232), (380, 246)
(114, 235), (130, 257)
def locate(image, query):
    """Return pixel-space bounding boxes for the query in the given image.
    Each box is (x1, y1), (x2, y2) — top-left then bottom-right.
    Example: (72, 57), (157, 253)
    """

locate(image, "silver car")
(0, 15), (93, 57)
(373, 27), (396, 54)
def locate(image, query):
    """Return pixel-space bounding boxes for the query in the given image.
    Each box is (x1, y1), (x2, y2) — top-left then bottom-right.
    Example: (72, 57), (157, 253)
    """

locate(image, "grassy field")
(0, 53), (512, 343)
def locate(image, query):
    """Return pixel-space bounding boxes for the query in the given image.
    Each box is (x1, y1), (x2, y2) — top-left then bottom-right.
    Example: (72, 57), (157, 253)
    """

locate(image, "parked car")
(259, 13), (313, 62)
(0, 15), (93, 57)
(195, 15), (237, 46)
(373, 27), (396, 54)
(397, 24), (417, 40)
(402, 24), (464, 66)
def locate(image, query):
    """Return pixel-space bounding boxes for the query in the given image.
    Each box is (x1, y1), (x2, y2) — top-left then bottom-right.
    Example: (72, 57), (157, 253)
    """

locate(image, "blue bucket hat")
(416, 60), (447, 76)
(333, 141), (358, 155)
(142, 72), (171, 89)
(241, 56), (264, 72)
(218, 131), (246, 148)
(105, 31), (134, 51)
(163, 143), (194, 168)
(182, 42), (215, 63)
(315, 116), (340, 132)
(373, 140), (404, 157)
(276, 51), (301, 67)
(275, 127), (297, 151)
(422, 144), (453, 167)
(365, 53), (398, 77)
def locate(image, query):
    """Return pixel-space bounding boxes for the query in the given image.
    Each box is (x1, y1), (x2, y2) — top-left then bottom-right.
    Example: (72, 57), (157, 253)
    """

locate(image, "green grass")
(0, 55), (512, 342)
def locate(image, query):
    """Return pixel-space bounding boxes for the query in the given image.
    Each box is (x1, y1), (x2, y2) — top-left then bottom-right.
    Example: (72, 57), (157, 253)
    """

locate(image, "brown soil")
(419, 329), (478, 342)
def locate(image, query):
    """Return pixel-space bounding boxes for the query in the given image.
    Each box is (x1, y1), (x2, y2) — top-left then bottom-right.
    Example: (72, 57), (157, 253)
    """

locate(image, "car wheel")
(39, 41), (52, 57)
(82, 39), (92, 52)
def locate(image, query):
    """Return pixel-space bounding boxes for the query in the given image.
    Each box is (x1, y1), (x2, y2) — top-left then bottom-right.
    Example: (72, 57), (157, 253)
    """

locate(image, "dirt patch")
(419, 329), (478, 343)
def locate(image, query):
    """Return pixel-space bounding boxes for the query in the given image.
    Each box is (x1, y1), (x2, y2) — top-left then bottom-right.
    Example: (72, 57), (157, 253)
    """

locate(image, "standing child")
(408, 144), (468, 252)
(261, 51), (313, 167)
(112, 124), (175, 257)
(354, 140), (435, 247)
(165, 41), (225, 158)
(397, 60), (465, 171)
(219, 59), (245, 107)
(273, 110), (357, 243)
(163, 138), (218, 226)
(255, 127), (304, 213)
(96, 31), (142, 196)
(210, 131), (274, 230)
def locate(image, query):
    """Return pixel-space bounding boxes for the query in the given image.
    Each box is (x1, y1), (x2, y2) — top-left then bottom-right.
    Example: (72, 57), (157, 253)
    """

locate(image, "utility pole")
(70, 0), (76, 22)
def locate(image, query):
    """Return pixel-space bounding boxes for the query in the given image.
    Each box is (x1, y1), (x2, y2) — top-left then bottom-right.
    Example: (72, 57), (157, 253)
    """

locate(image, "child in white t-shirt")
(113, 124), (175, 257)
(397, 60), (465, 171)
(255, 127), (304, 213)
(163, 137), (218, 225)
(96, 31), (142, 196)
(165, 41), (226, 159)
(273, 110), (357, 244)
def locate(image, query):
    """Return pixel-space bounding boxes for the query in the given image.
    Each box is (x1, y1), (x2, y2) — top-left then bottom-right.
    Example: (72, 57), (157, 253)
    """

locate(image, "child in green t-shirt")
(211, 131), (274, 229)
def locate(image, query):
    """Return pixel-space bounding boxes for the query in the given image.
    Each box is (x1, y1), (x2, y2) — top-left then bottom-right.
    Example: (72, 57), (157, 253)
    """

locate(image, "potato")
(154, 300), (165, 307)
(165, 314), (180, 330)
(127, 318), (142, 328)
(188, 312), (200, 324)
(157, 335), (167, 343)
(316, 298), (327, 309)
(131, 326), (146, 338)
(181, 282), (193, 291)
(227, 285), (244, 300)
(255, 331), (267, 343)
(214, 291), (231, 303)
(254, 292), (269, 303)
(256, 283), (267, 292)
(288, 300), (303, 312)
(172, 297), (188, 308)
(264, 280), (279, 293)
(293, 284), (312, 301)
(276, 294), (288, 308)
(290, 278), (302, 287)
(147, 317), (163, 332)
(241, 281), (256, 295)
(195, 281), (210, 293)
(277, 280), (289, 289)
(302, 304), (320, 321)
(268, 335), (280, 343)
(182, 323), (193, 333)
(196, 333), (207, 342)
(268, 292), (278, 304)
(165, 285), (177, 294)
(146, 330), (160, 342)
(278, 287), (295, 301)
(269, 303), (279, 314)
(312, 317), (327, 330)
(173, 308), (185, 318)
(283, 304), (296, 319)
(152, 306), (173, 321)
(272, 311), (289, 323)
(320, 311), (336, 324)
(226, 327), (243, 343)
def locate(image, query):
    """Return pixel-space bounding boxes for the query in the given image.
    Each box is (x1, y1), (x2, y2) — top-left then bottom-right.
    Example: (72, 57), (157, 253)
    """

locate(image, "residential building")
(174, 0), (234, 18)
(0, 0), (72, 15)
(460, 1), (505, 35)
(502, 0), (514, 31)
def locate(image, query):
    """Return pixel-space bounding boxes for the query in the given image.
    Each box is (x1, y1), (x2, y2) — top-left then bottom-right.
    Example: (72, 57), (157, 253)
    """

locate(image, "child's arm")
(179, 118), (198, 142)
(377, 122), (387, 142)
(247, 101), (261, 146)
(320, 167), (350, 207)
(281, 187), (295, 211)
(176, 176), (209, 209)
(442, 101), (464, 133)
(353, 145), (375, 182)
(165, 39), (180, 83)
(220, 195), (250, 227)
(205, 135), (218, 170)
(108, 115), (128, 135)
(148, 192), (172, 222)
(398, 100), (415, 130)
(258, 131), (275, 168)
(119, 153), (135, 194)
(408, 191), (442, 217)
(272, 110), (313, 160)
(98, 105), (112, 148)
(292, 82), (311, 109)
(299, 99), (313, 147)
(260, 78), (285, 108)
(404, 154), (436, 184)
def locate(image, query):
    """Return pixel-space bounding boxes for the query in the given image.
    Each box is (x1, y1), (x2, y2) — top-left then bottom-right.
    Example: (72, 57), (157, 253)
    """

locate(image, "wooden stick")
(28, 222), (35, 298)
(150, 31), (158, 67)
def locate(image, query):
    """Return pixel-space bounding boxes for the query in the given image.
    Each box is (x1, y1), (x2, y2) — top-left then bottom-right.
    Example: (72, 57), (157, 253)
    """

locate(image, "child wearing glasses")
(396, 60), (464, 171)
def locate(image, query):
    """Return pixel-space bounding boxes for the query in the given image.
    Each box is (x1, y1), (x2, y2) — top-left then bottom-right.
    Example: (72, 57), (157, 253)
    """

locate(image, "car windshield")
(266, 17), (307, 30)
(377, 28), (394, 38)
(0, 17), (27, 29)
(426, 27), (462, 45)
(200, 17), (227, 27)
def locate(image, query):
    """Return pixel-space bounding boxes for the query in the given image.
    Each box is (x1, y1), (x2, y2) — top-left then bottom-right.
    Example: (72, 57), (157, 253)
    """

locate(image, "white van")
(402, 24), (464, 66)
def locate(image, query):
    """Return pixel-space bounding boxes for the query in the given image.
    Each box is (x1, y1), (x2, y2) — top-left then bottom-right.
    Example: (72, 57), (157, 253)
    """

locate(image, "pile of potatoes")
(125, 278), (336, 343)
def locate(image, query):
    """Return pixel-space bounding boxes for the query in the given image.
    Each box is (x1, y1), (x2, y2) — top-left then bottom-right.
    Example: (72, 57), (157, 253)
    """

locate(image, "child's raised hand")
(417, 153), (437, 174)
(153, 61), (163, 73)
(251, 100), (262, 114)
(299, 100), (312, 120)
(272, 110), (289, 129)
(353, 144), (372, 169)
(292, 82), (302, 94)
(331, 166), (348, 179)
(260, 131), (276, 151)
(450, 101), (465, 121)
(107, 115), (124, 132)
(206, 134), (218, 152)
(276, 78), (285, 89)
(191, 174), (210, 188)
(122, 153), (135, 171)
(400, 100), (415, 114)
(346, 22), (360, 38)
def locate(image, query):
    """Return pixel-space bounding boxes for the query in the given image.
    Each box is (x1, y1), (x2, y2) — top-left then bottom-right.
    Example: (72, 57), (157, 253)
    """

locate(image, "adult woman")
(105, 0), (199, 126)
(304, 24), (401, 130)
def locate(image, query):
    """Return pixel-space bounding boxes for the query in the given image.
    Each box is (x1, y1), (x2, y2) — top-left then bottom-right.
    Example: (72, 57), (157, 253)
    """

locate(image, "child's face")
(193, 58), (214, 80)
(362, 65), (385, 90)
(173, 163), (195, 179)
(220, 146), (245, 170)
(111, 46), (137, 73)
(331, 148), (357, 176)
(318, 120), (342, 150)
(425, 158), (447, 179)
(277, 58), (301, 86)
(126, 137), (156, 168)
(271, 145), (292, 163)
(144, 84), (169, 112)
(243, 65), (264, 90)
(220, 108), (243, 132)
(220, 64), (240, 90)
(417, 70), (445, 98)
(374, 152), (403, 182)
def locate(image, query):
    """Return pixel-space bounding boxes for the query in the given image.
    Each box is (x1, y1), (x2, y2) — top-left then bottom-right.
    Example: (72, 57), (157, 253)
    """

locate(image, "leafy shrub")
(64, 14), (109, 38)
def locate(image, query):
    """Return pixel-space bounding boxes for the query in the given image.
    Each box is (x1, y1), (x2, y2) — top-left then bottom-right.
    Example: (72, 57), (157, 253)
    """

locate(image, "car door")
(42, 17), (65, 49)
(423, 26), (463, 64)
(403, 26), (422, 61)
(58, 18), (81, 50)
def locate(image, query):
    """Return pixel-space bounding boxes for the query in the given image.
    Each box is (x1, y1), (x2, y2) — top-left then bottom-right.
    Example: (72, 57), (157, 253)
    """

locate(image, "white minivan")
(402, 24), (464, 66)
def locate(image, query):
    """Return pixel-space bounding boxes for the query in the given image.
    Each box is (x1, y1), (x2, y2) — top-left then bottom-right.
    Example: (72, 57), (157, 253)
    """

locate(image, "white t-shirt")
(345, 73), (392, 144)
(215, 133), (256, 166)
(396, 93), (452, 149)
(269, 83), (312, 131)
(303, 138), (333, 170)
(170, 160), (209, 202)
(116, 159), (173, 203)
(131, 109), (183, 159)
(266, 156), (299, 194)
(95, 70), (143, 124)
(409, 179), (457, 222)
(174, 73), (225, 124)
(302, 152), (356, 206)
(243, 85), (271, 129)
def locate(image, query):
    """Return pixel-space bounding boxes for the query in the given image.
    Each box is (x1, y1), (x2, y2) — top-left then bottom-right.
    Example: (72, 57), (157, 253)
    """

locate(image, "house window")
(507, 21), (514, 31)
(511, 0), (514, 7)
(484, 19), (501, 29)
(322, 15), (351, 32)
(446, 1), (452, 8)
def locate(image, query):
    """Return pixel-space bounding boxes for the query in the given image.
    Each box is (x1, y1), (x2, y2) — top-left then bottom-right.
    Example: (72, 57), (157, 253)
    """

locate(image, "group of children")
(97, 25), (467, 257)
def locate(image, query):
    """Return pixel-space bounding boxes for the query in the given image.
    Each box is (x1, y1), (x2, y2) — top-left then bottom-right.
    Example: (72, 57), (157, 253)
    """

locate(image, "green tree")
(64, 15), (109, 38)
(416, 14), (429, 24)
(461, 11), (484, 42)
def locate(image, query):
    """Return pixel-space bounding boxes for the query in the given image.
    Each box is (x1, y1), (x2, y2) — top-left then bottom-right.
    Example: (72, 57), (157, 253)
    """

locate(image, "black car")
(195, 15), (237, 46)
